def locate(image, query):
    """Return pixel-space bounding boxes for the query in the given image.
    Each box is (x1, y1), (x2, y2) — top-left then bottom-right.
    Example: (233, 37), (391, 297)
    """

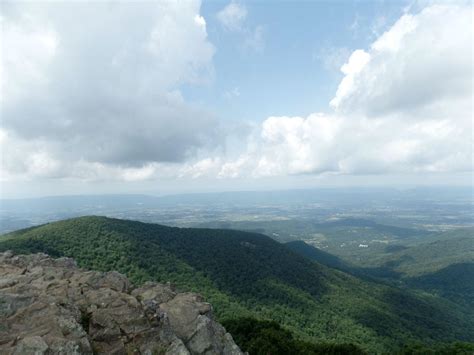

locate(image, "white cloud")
(1, 0), (218, 181)
(217, 2), (247, 32)
(330, 49), (370, 108)
(214, 111), (470, 178)
(214, 3), (473, 179)
(331, 4), (472, 118)
(1, 2), (471, 185)
(217, 1), (265, 54)
(314, 46), (352, 73)
(0, 12), (58, 105)
(179, 158), (222, 179)
(268, 4), (471, 176)
(223, 87), (241, 99)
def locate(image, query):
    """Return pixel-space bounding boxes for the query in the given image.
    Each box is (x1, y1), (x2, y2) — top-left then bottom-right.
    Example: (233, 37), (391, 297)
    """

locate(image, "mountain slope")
(1, 216), (472, 353)
(287, 235), (474, 310)
(382, 232), (474, 308)
(386, 231), (474, 277)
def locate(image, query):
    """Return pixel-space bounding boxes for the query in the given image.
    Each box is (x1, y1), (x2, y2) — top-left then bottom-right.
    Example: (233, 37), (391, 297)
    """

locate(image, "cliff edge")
(0, 251), (243, 355)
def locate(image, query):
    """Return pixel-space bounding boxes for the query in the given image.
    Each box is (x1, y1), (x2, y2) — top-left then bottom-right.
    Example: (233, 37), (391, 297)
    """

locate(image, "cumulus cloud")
(1, 0), (217, 180)
(1, 2), (471, 184)
(216, 3), (472, 178)
(226, 112), (470, 177)
(330, 4), (472, 118)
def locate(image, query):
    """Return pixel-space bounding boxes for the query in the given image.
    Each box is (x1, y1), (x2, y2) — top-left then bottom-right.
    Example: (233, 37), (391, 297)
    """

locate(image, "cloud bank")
(1, 2), (472, 184)
(1, 1), (217, 180)
(215, 3), (472, 178)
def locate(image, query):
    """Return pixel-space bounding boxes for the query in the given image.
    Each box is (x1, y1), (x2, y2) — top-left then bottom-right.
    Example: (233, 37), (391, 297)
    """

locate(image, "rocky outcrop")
(0, 251), (243, 355)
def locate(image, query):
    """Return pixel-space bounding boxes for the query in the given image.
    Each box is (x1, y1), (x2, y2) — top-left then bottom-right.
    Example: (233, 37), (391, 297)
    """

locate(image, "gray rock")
(160, 293), (242, 355)
(132, 281), (176, 305)
(12, 336), (49, 355)
(0, 251), (243, 355)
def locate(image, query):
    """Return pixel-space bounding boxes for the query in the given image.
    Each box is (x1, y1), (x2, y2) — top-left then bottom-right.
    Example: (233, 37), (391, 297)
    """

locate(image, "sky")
(0, 0), (472, 198)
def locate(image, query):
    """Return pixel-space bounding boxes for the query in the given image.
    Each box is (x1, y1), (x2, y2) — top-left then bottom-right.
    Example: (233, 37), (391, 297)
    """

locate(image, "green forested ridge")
(382, 231), (474, 308)
(0, 216), (473, 353)
(223, 317), (474, 355)
(222, 317), (366, 355)
(379, 229), (474, 277)
(398, 342), (474, 355)
(287, 231), (474, 309)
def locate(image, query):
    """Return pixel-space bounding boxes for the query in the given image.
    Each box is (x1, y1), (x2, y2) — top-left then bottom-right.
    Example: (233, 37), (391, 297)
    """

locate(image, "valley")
(1, 212), (473, 353)
(1, 187), (472, 353)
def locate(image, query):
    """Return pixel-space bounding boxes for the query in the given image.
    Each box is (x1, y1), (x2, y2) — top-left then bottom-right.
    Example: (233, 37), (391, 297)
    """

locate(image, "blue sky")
(0, 0), (472, 197)
(185, 1), (407, 122)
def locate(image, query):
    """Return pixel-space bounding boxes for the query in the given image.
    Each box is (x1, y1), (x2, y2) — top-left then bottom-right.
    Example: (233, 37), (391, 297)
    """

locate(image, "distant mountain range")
(2, 186), (471, 211)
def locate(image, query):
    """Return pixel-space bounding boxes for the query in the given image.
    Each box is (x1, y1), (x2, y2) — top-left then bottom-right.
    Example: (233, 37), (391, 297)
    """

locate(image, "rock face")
(0, 251), (243, 355)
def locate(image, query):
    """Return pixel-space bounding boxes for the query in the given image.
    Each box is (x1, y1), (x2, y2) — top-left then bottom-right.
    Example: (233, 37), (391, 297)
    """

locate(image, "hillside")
(287, 234), (474, 309)
(347, 228), (474, 276)
(1, 216), (473, 353)
(391, 229), (474, 276)
(380, 230), (474, 308)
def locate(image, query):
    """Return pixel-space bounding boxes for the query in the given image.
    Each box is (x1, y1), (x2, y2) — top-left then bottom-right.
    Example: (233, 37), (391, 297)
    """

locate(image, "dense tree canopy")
(1, 216), (472, 353)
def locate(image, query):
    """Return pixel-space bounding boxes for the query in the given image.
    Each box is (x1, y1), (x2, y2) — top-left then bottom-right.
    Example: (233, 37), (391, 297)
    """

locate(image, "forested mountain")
(381, 230), (474, 308)
(287, 232), (474, 309)
(1, 216), (473, 353)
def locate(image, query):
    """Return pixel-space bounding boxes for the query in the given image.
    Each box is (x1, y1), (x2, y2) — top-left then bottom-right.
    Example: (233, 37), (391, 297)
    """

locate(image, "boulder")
(0, 251), (243, 355)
